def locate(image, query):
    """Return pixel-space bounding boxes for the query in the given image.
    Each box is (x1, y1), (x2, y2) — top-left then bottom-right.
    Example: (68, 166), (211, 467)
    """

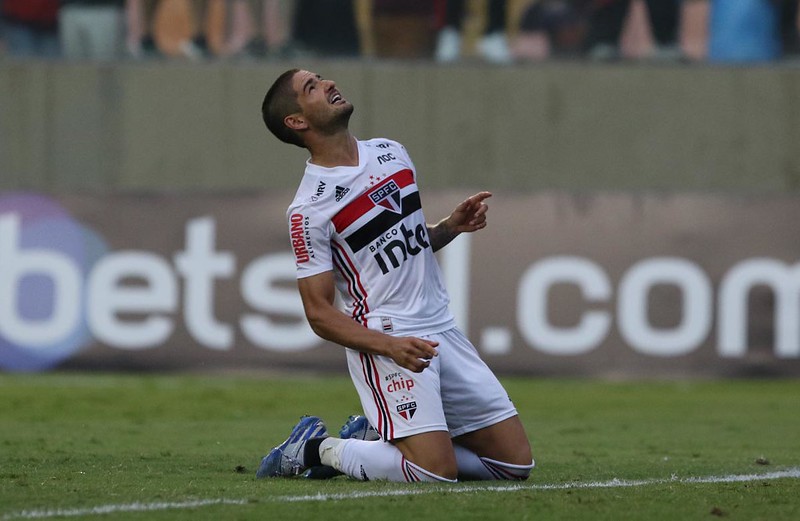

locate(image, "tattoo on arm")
(427, 219), (458, 252)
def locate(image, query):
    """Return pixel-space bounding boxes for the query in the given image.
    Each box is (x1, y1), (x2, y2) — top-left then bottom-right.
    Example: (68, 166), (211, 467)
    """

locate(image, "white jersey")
(287, 138), (455, 336)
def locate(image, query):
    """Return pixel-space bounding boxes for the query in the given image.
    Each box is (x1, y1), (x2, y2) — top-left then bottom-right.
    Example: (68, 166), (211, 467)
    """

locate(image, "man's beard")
(318, 105), (355, 135)
(329, 103), (354, 131)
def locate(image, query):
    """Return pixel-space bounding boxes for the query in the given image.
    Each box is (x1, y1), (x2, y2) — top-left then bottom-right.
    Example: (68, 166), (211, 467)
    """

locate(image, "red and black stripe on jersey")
(360, 352), (394, 440)
(332, 169), (422, 253)
(331, 240), (370, 326)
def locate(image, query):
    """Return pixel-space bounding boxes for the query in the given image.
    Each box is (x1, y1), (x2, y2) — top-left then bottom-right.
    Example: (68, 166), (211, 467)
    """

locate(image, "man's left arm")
(427, 191), (492, 252)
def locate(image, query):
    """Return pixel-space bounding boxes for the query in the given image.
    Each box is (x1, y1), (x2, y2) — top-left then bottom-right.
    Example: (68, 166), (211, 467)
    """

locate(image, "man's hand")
(447, 191), (492, 234)
(386, 336), (439, 373)
(299, 272), (439, 371)
(429, 191), (493, 252)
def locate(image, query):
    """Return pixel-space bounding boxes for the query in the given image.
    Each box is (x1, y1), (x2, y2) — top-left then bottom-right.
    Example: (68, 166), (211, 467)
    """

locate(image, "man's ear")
(285, 114), (307, 131)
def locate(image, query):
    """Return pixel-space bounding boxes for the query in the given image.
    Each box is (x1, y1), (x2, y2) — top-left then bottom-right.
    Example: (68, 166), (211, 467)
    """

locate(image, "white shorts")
(346, 327), (518, 441)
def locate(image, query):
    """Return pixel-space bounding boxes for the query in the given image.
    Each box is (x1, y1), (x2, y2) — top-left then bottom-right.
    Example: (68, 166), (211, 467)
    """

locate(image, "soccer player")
(257, 68), (534, 483)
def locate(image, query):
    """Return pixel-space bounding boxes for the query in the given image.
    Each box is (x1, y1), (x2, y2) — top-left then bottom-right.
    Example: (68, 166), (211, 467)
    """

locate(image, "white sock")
(453, 444), (535, 481)
(320, 438), (457, 483)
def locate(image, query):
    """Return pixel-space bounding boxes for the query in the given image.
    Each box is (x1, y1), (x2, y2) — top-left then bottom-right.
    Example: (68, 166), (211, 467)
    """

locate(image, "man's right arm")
(297, 271), (438, 373)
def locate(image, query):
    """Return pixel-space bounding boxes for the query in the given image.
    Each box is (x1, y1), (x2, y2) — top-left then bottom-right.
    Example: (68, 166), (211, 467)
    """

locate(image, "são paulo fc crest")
(397, 401), (417, 421)
(369, 180), (402, 214)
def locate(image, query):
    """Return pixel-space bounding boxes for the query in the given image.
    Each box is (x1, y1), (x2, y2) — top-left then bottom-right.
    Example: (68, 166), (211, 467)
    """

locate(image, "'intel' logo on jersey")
(371, 223), (430, 275)
(369, 180), (402, 214)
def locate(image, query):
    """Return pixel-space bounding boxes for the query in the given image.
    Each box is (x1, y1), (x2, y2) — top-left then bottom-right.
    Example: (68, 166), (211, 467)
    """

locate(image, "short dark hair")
(262, 68), (305, 148)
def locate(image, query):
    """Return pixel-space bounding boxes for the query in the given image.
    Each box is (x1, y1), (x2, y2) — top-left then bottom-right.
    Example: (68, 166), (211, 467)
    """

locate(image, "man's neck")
(308, 132), (358, 168)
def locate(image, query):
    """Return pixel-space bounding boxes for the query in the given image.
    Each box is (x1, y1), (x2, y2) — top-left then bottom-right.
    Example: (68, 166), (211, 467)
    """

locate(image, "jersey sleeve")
(393, 141), (418, 182)
(287, 204), (334, 279)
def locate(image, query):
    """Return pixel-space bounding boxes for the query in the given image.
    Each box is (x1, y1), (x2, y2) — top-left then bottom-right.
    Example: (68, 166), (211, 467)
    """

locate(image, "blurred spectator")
(679, 0), (709, 60)
(259, 0), (293, 57)
(143, 0), (229, 60)
(60, 0), (130, 60)
(435, 0), (512, 63)
(779, 0), (800, 57)
(513, 0), (591, 61)
(211, 0), (292, 59)
(0, 0), (61, 58)
(149, 0), (204, 59)
(211, 0), (251, 57)
(368, 0), (436, 59)
(290, 0), (361, 58)
(585, 0), (683, 61)
(124, 0), (148, 58)
(127, 0), (293, 61)
(708, 0), (780, 62)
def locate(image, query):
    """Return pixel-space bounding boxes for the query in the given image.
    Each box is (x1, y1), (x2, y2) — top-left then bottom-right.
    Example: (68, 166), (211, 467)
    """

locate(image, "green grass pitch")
(1, 373), (799, 520)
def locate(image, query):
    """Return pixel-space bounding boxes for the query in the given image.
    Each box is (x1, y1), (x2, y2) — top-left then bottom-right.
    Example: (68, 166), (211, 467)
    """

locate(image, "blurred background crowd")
(0, 0), (799, 64)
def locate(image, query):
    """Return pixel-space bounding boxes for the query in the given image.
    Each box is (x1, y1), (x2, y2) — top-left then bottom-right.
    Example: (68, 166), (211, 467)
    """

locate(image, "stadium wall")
(1, 62), (800, 376)
(2, 61), (800, 193)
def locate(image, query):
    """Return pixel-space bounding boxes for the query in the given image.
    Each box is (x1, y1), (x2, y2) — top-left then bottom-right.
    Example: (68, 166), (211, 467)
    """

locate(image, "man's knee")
(455, 417), (533, 466)
(393, 430), (458, 481)
(410, 458), (458, 481)
(501, 442), (534, 479)
(482, 456), (535, 481)
(400, 446), (459, 481)
(507, 439), (534, 467)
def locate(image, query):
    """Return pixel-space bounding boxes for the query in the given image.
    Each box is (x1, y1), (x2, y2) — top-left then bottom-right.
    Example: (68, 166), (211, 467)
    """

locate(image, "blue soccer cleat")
(256, 416), (328, 478)
(302, 415), (379, 480)
(339, 414), (380, 441)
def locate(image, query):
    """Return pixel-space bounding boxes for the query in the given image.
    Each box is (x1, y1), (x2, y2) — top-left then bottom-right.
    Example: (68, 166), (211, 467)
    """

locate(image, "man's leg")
(453, 416), (534, 481)
(323, 412), (532, 482)
(324, 417), (533, 482)
(455, 416), (531, 464)
(257, 416), (457, 482)
(392, 430), (458, 479)
(342, 347), (458, 482)
(434, 328), (534, 480)
(319, 431), (457, 482)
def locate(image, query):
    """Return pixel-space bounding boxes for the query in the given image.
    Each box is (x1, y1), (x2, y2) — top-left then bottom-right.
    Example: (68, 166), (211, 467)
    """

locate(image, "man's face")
(291, 70), (353, 132)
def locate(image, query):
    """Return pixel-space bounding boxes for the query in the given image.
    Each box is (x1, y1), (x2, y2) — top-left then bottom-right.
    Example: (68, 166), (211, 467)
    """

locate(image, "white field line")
(1, 499), (248, 520)
(274, 467), (800, 502)
(3, 468), (800, 520)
